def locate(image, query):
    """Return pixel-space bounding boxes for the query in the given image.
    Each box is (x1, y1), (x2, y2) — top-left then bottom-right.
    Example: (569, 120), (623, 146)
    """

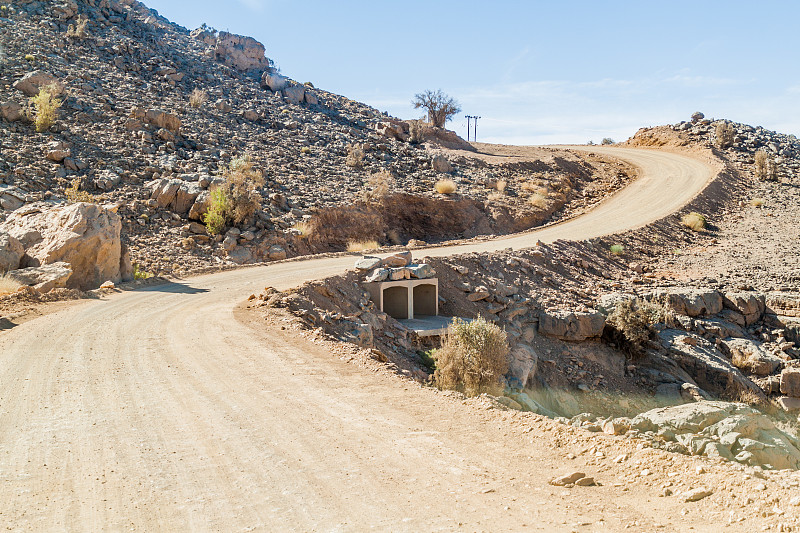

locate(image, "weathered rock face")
(723, 292), (765, 325)
(1, 101), (23, 122)
(629, 401), (800, 470)
(261, 72), (288, 92)
(432, 154), (454, 173)
(781, 368), (800, 397)
(148, 178), (203, 216)
(0, 203), (131, 290)
(508, 343), (538, 388)
(658, 330), (764, 400)
(721, 338), (782, 376)
(214, 32), (270, 72)
(538, 310), (605, 341)
(12, 70), (62, 97)
(0, 232), (24, 272)
(7, 262), (72, 292)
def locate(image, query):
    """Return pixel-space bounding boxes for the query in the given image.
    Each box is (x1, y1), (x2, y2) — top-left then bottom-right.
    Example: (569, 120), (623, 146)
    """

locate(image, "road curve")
(0, 148), (716, 531)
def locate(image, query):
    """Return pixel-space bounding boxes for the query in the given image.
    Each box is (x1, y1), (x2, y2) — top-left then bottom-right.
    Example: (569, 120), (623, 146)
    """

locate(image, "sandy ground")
(4, 148), (788, 531)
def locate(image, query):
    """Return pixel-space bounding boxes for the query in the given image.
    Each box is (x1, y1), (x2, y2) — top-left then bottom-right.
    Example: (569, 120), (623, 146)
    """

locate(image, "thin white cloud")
(237, 0), (266, 12)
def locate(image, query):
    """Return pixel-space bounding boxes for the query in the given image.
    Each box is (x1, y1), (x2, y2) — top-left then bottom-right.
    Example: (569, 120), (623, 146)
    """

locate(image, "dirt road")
(1, 147), (741, 532)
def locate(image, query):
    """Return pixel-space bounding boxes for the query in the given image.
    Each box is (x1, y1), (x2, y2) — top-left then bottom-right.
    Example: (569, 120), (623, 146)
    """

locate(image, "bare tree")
(412, 89), (461, 128)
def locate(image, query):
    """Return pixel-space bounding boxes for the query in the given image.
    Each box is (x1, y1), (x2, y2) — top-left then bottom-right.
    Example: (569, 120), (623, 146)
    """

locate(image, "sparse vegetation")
(750, 197), (765, 207)
(433, 317), (509, 397)
(346, 143), (366, 168)
(24, 54), (35, 61)
(754, 149), (778, 181)
(66, 15), (88, 39)
(609, 244), (624, 255)
(189, 88), (208, 108)
(714, 121), (735, 149)
(529, 192), (548, 209)
(203, 155), (264, 234)
(434, 179), (457, 195)
(603, 298), (667, 358)
(346, 240), (379, 252)
(300, 146), (311, 154)
(681, 212), (706, 231)
(601, 138), (615, 145)
(361, 169), (392, 203)
(412, 89), (461, 128)
(65, 178), (96, 203)
(291, 220), (312, 239)
(132, 263), (153, 280)
(408, 119), (425, 144)
(0, 274), (23, 296)
(28, 83), (63, 132)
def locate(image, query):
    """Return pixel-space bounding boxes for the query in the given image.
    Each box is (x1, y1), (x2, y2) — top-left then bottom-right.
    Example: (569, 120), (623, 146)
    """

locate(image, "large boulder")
(131, 108), (181, 133)
(13, 70), (62, 97)
(650, 288), (722, 317)
(147, 178), (203, 216)
(261, 72), (289, 92)
(282, 85), (305, 104)
(1, 101), (23, 122)
(432, 154), (454, 173)
(0, 232), (24, 272)
(538, 309), (605, 341)
(721, 338), (782, 376)
(780, 368), (800, 397)
(214, 31), (270, 72)
(723, 292), (765, 325)
(6, 262), (72, 292)
(0, 202), (130, 290)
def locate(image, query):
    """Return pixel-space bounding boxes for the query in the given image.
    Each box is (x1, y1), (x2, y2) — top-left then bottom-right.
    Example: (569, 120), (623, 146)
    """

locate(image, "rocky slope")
(0, 0), (632, 282)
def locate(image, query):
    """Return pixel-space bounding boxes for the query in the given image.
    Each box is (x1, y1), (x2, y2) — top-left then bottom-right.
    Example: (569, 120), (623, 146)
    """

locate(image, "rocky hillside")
(0, 0), (632, 281)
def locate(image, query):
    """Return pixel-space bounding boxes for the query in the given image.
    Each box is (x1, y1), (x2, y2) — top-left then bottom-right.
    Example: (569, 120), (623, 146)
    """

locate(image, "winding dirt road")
(0, 148), (723, 531)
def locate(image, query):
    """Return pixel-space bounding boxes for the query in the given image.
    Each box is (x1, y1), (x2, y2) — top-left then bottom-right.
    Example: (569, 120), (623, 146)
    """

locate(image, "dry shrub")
(754, 149), (778, 181)
(714, 122), (735, 148)
(603, 299), (667, 358)
(434, 317), (509, 396)
(346, 240), (379, 252)
(66, 15), (88, 39)
(529, 192), (548, 209)
(681, 212), (706, 231)
(346, 143), (366, 168)
(495, 180), (507, 193)
(189, 88), (208, 108)
(408, 119), (426, 144)
(28, 83), (63, 132)
(386, 228), (403, 245)
(434, 179), (457, 194)
(291, 220), (312, 239)
(0, 274), (23, 296)
(204, 155), (264, 234)
(65, 178), (96, 203)
(750, 197), (765, 207)
(362, 169), (392, 203)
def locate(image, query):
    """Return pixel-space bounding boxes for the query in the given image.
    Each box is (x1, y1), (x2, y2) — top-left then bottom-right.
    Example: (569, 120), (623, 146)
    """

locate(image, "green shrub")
(203, 155), (265, 234)
(64, 178), (96, 203)
(609, 244), (624, 255)
(604, 298), (668, 358)
(29, 83), (63, 132)
(434, 317), (509, 396)
(132, 263), (153, 280)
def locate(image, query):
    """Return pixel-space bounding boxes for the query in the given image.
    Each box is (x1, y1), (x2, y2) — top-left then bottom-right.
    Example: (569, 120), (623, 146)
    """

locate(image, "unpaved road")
(0, 147), (741, 532)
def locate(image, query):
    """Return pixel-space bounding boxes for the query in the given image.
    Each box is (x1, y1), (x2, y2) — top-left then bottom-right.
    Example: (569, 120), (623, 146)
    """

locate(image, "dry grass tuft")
(529, 192), (548, 209)
(291, 220), (313, 239)
(434, 179), (457, 195)
(347, 240), (380, 252)
(681, 212), (706, 231)
(434, 317), (509, 397)
(362, 169), (392, 203)
(66, 15), (88, 39)
(65, 178), (96, 203)
(714, 121), (735, 148)
(346, 143), (366, 168)
(750, 197), (765, 208)
(0, 274), (23, 296)
(189, 88), (208, 108)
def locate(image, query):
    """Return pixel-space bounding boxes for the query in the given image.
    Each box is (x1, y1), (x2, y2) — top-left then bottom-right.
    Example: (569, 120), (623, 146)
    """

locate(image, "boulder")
(214, 31), (270, 72)
(658, 330), (764, 400)
(365, 268), (389, 282)
(780, 368), (800, 397)
(0, 101), (23, 122)
(432, 154), (453, 173)
(261, 72), (289, 92)
(0, 232), (24, 272)
(45, 141), (70, 162)
(382, 251), (412, 268)
(355, 256), (382, 271)
(94, 170), (122, 191)
(0, 202), (129, 290)
(144, 109), (181, 133)
(723, 292), (765, 325)
(304, 91), (319, 106)
(187, 191), (210, 221)
(148, 178), (202, 215)
(13, 70), (62, 97)
(765, 292), (800, 318)
(282, 85), (305, 104)
(508, 343), (538, 388)
(267, 245), (287, 261)
(651, 288), (722, 317)
(721, 338), (782, 376)
(6, 262), (72, 292)
(538, 309), (605, 341)
(408, 264), (435, 279)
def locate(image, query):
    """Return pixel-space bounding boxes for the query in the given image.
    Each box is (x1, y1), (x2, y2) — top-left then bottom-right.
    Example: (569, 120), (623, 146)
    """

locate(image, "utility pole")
(473, 116), (481, 142)
(465, 115), (474, 141)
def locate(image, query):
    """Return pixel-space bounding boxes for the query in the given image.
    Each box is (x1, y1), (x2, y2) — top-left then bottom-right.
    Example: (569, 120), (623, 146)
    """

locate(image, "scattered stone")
(6, 262), (72, 292)
(682, 488), (712, 502)
(549, 472), (586, 486)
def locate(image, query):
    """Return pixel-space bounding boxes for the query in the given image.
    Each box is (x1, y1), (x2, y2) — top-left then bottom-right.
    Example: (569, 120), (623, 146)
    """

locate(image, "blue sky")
(146, 0), (800, 145)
